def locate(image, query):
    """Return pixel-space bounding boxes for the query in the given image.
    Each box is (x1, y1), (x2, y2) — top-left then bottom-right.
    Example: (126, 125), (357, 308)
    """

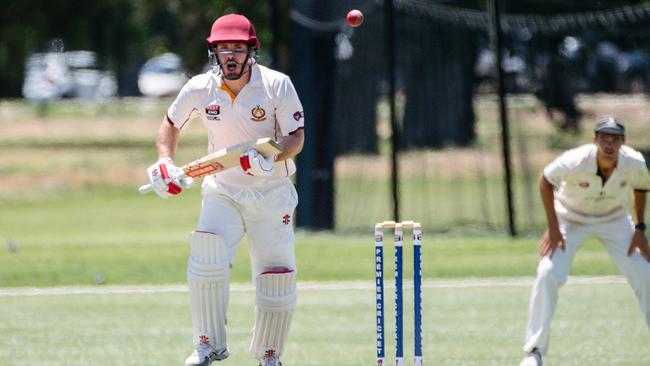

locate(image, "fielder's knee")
(537, 257), (568, 287)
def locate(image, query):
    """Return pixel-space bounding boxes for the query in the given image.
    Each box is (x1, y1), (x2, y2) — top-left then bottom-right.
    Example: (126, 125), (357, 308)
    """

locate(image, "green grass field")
(1, 184), (647, 365)
(1, 282), (648, 365)
(1, 98), (649, 365)
(0, 184), (624, 287)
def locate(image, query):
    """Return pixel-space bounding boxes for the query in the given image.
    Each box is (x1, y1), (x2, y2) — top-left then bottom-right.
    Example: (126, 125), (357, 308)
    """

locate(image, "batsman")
(144, 14), (305, 366)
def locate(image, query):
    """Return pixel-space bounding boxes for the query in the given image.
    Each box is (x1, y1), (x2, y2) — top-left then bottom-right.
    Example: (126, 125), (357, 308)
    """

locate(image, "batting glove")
(239, 149), (276, 177)
(146, 157), (193, 198)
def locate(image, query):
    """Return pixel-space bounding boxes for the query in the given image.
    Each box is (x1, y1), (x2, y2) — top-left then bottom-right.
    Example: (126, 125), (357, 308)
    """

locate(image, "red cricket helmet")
(206, 14), (260, 49)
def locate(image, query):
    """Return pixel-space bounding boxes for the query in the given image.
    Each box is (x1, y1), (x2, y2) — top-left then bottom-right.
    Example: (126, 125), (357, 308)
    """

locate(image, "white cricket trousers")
(196, 179), (299, 277)
(523, 214), (650, 354)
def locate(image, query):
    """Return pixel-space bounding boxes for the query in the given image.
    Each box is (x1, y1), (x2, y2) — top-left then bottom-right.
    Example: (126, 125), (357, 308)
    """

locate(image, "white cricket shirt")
(544, 144), (650, 224)
(166, 64), (304, 191)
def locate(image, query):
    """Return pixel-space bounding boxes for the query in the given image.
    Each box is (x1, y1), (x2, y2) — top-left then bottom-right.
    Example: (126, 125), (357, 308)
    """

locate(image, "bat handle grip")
(138, 183), (153, 194)
(138, 174), (191, 195)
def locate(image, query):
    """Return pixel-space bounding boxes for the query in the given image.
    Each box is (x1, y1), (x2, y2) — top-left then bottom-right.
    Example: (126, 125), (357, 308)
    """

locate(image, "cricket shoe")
(518, 348), (542, 366)
(184, 343), (229, 366)
(258, 350), (282, 366)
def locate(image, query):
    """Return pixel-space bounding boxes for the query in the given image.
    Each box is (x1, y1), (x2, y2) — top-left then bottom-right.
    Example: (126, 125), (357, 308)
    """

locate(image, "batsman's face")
(215, 42), (249, 78)
(594, 132), (624, 164)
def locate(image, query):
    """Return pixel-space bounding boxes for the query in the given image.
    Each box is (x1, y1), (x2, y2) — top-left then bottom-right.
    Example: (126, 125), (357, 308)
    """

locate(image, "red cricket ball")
(346, 9), (364, 28)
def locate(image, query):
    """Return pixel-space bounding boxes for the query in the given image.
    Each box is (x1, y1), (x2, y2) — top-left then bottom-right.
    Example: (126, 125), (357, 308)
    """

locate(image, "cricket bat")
(139, 137), (283, 194)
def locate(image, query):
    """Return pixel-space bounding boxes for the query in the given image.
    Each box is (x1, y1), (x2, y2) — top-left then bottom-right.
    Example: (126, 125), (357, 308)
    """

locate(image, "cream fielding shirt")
(544, 144), (650, 224)
(166, 64), (304, 191)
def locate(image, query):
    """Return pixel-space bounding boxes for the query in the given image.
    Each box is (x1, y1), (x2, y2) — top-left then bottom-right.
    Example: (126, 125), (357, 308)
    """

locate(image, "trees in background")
(0, 0), (285, 97)
(1, 0), (648, 98)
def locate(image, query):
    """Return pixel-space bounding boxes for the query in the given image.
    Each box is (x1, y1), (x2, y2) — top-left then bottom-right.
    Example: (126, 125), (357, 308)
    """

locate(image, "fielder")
(145, 14), (304, 366)
(519, 116), (650, 366)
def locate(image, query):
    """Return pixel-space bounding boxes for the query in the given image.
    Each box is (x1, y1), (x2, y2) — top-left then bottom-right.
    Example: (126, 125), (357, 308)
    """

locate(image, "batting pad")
(249, 269), (297, 359)
(187, 231), (230, 350)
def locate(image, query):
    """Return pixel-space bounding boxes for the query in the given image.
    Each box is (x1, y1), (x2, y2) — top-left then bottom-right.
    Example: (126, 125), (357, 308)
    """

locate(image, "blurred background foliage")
(2, 0), (648, 98)
(0, 0), (290, 97)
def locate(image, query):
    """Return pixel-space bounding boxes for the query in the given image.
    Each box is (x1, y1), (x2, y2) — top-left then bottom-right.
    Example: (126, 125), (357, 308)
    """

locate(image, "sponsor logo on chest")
(205, 104), (221, 120)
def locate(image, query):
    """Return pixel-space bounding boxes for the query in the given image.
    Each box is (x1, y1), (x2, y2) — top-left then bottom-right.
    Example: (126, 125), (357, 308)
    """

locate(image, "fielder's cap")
(594, 115), (625, 136)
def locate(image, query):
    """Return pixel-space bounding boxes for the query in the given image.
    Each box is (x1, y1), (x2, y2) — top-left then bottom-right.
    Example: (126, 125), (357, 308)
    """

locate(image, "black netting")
(291, 0), (650, 233)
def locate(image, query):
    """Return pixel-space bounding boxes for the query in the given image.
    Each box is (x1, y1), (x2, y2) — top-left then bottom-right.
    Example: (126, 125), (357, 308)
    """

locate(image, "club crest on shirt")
(205, 104), (220, 120)
(579, 181), (589, 188)
(251, 105), (266, 122)
(293, 111), (304, 121)
(620, 180), (627, 187)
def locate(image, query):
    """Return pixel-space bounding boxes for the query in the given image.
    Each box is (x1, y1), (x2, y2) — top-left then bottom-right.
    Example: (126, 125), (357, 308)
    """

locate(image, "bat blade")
(138, 138), (283, 194)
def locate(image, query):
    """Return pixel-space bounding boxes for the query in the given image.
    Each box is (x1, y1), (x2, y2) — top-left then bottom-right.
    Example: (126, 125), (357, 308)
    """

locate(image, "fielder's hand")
(538, 227), (565, 258)
(146, 157), (193, 198)
(239, 149), (276, 177)
(628, 230), (650, 262)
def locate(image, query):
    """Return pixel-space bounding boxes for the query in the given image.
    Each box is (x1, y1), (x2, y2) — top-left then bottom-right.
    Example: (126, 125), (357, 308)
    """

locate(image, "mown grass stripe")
(0, 275), (626, 297)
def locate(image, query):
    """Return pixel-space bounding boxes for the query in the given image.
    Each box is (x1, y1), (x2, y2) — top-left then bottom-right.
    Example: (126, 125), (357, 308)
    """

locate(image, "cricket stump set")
(375, 221), (423, 366)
